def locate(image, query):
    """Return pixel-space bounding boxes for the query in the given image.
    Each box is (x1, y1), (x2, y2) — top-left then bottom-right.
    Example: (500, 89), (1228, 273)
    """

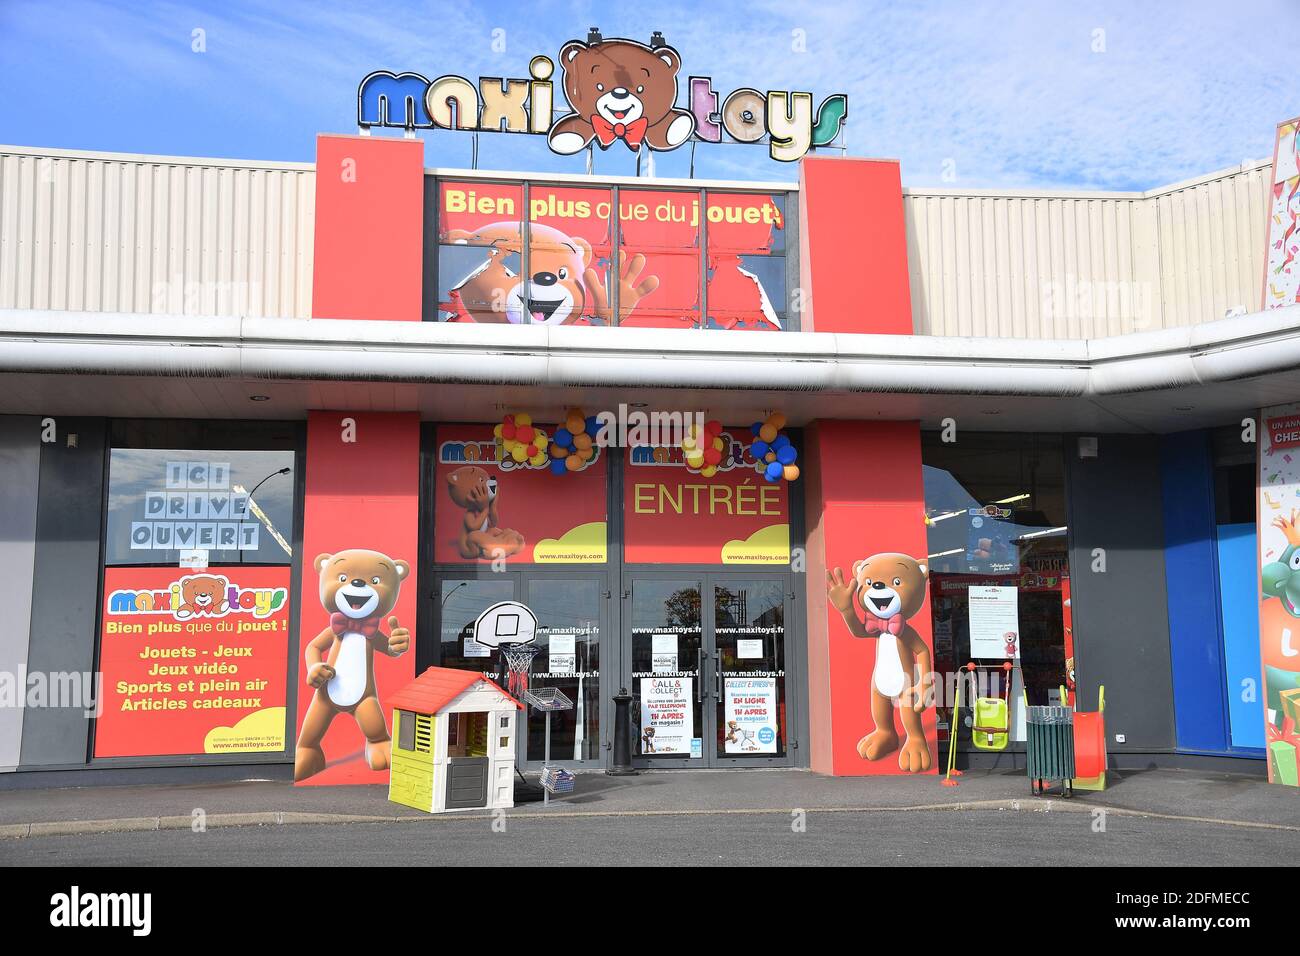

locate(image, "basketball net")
(499, 642), (538, 699)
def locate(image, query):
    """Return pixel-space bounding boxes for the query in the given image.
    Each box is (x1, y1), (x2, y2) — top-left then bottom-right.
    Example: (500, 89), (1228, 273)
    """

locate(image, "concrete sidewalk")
(1, 766), (1296, 841)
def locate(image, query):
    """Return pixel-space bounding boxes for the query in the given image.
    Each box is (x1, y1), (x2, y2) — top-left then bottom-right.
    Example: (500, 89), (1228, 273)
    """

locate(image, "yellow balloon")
(712, 437), (724, 451)
(512, 445), (527, 462)
(530, 452), (546, 466)
(783, 464), (800, 481)
(493, 423), (504, 438)
(701, 465), (717, 478)
(759, 424), (777, 443)
(682, 435), (696, 451)
(515, 413), (532, 427)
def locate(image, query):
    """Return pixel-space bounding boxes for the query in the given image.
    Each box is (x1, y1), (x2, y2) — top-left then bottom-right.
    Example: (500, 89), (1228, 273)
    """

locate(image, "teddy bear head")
(558, 37), (683, 136)
(182, 574), (227, 611)
(446, 465), (497, 510)
(444, 221), (591, 325)
(314, 549), (409, 620)
(852, 552), (929, 621)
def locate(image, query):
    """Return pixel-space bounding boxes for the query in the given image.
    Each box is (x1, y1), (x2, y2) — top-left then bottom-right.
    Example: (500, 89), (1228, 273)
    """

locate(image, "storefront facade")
(0, 118), (1296, 787)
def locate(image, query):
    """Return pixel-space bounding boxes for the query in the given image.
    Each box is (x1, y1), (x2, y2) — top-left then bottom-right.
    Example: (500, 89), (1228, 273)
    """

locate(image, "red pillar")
(294, 134), (425, 784)
(798, 155), (933, 775)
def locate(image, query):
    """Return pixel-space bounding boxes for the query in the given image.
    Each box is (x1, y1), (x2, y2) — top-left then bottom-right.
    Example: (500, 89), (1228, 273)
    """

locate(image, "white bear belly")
(872, 633), (906, 698)
(327, 633), (368, 707)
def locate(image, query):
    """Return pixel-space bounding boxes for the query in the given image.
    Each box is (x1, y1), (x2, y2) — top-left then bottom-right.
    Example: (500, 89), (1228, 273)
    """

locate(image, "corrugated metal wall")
(0, 147), (315, 318)
(905, 160), (1271, 337)
(0, 146), (1273, 337)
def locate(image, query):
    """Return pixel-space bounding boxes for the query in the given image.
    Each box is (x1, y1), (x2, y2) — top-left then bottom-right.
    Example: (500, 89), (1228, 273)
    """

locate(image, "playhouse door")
(445, 756), (489, 809)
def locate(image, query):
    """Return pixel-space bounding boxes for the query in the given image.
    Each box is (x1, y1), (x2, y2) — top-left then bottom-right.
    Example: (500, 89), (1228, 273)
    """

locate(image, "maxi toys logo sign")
(108, 573), (287, 621)
(358, 29), (847, 162)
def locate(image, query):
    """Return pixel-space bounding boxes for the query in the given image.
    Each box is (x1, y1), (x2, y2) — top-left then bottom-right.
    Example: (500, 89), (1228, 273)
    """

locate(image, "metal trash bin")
(1025, 705), (1075, 797)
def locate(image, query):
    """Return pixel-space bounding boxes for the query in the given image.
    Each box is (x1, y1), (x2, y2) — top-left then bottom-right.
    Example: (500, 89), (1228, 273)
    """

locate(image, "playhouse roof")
(388, 666), (523, 715)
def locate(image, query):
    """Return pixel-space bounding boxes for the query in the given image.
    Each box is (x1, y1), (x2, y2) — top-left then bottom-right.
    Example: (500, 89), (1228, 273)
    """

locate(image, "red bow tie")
(331, 612), (382, 638)
(864, 613), (903, 636)
(591, 113), (648, 151)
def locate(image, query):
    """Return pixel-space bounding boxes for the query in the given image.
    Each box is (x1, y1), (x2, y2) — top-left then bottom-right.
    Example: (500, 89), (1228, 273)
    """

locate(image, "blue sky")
(1, 0), (1295, 189)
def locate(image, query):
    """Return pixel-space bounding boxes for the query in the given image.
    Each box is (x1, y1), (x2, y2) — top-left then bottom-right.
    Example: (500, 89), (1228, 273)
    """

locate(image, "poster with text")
(1257, 402), (1300, 786)
(434, 423), (607, 564)
(624, 429), (789, 564)
(639, 677), (694, 755)
(434, 180), (784, 330)
(723, 677), (778, 753)
(968, 585), (1020, 658)
(94, 566), (290, 758)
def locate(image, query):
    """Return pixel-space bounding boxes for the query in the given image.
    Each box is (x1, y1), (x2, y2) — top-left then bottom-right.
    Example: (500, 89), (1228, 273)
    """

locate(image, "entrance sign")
(358, 31), (847, 163)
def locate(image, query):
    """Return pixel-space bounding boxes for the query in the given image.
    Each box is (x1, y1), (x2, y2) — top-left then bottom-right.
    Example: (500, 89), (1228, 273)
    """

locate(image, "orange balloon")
(565, 454), (583, 471)
(783, 464), (800, 481)
(768, 412), (787, 430)
(577, 446), (594, 461)
(550, 444), (567, 458)
(573, 432), (593, 450)
(759, 424), (777, 443)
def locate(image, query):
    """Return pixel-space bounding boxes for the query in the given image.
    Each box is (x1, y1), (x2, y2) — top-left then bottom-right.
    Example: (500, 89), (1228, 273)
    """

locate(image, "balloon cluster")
(549, 408), (600, 475)
(495, 413), (549, 467)
(682, 419), (727, 478)
(750, 413), (799, 482)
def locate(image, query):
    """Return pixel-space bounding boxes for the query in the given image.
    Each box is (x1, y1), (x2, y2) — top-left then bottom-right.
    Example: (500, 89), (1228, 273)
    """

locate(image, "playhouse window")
(447, 714), (460, 745)
(499, 716), (510, 729)
(397, 710), (415, 751)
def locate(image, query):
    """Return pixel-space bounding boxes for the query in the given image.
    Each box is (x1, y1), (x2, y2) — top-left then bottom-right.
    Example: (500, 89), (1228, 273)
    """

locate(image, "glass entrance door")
(625, 572), (792, 768)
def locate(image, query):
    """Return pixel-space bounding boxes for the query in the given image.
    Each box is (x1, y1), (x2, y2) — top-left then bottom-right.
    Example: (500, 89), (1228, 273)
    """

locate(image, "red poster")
(94, 565), (291, 758)
(435, 180), (783, 330)
(294, 412), (420, 785)
(624, 429), (790, 564)
(434, 423), (608, 564)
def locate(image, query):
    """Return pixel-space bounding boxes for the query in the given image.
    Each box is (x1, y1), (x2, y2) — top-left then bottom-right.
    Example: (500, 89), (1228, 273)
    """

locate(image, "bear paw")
(856, 728), (899, 761)
(549, 131), (589, 155)
(294, 746), (326, 782)
(898, 735), (932, 773)
(365, 738), (391, 772)
(666, 113), (695, 147)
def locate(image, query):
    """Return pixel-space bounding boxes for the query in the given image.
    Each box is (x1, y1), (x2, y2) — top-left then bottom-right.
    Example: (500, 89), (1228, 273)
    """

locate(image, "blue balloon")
(752, 440), (770, 459)
(585, 415), (600, 436)
(777, 445), (797, 465)
(765, 461), (784, 481)
(772, 434), (790, 450)
(549, 457), (568, 475)
(750, 422), (763, 436)
(555, 427), (573, 446)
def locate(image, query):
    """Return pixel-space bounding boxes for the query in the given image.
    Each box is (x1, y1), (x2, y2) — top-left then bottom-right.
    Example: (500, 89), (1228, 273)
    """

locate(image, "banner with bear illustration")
(94, 566), (291, 758)
(435, 179), (785, 330)
(624, 429), (790, 564)
(434, 423), (608, 564)
(1256, 402), (1300, 786)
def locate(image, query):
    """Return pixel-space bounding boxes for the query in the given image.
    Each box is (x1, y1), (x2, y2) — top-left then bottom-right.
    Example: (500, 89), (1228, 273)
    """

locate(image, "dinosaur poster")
(1257, 402), (1300, 786)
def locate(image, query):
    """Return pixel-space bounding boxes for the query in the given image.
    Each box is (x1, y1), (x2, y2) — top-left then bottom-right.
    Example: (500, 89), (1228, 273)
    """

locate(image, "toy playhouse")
(388, 666), (523, 814)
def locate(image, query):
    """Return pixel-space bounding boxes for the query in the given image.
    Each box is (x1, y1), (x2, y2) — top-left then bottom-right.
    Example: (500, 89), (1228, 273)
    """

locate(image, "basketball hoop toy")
(499, 641), (539, 699)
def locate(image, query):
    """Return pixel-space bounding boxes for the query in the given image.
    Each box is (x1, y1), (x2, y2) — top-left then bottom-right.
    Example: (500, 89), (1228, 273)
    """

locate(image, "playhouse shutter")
(414, 713), (433, 753)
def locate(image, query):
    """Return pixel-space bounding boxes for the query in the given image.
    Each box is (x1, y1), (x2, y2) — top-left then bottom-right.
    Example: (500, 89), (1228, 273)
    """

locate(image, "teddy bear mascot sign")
(827, 553), (935, 772)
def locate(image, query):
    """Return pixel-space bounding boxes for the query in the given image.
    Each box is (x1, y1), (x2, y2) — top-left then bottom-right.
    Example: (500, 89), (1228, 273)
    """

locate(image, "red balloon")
(525, 444), (538, 457)
(704, 419), (723, 436)
(501, 422), (516, 440)
(703, 447), (722, 466)
(515, 425), (535, 444)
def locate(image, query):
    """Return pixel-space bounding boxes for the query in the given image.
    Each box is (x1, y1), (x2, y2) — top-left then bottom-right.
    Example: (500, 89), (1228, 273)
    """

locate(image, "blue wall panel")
(1216, 522), (1266, 749)
(1159, 431), (1230, 753)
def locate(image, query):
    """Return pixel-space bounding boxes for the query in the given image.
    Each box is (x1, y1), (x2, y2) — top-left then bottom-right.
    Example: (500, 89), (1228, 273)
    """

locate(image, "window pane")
(527, 185), (613, 327)
(105, 449), (295, 566)
(437, 181), (524, 323)
(617, 189), (701, 328)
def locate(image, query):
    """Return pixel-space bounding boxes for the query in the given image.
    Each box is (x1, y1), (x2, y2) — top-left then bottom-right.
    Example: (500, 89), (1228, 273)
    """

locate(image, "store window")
(94, 420), (299, 760)
(704, 191), (786, 330)
(616, 188), (701, 329)
(922, 433), (1071, 748)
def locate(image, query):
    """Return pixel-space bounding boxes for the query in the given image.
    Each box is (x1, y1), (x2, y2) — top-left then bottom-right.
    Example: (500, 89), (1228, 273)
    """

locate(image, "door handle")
(713, 651), (721, 700)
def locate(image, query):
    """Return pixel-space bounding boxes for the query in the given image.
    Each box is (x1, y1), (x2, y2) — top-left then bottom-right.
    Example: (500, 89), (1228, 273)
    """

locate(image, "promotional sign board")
(624, 429), (790, 564)
(359, 30), (847, 163)
(94, 566), (291, 758)
(435, 180), (786, 330)
(434, 423), (607, 564)
(723, 677), (778, 753)
(1256, 402), (1300, 786)
(968, 585), (1021, 659)
(639, 676), (694, 754)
